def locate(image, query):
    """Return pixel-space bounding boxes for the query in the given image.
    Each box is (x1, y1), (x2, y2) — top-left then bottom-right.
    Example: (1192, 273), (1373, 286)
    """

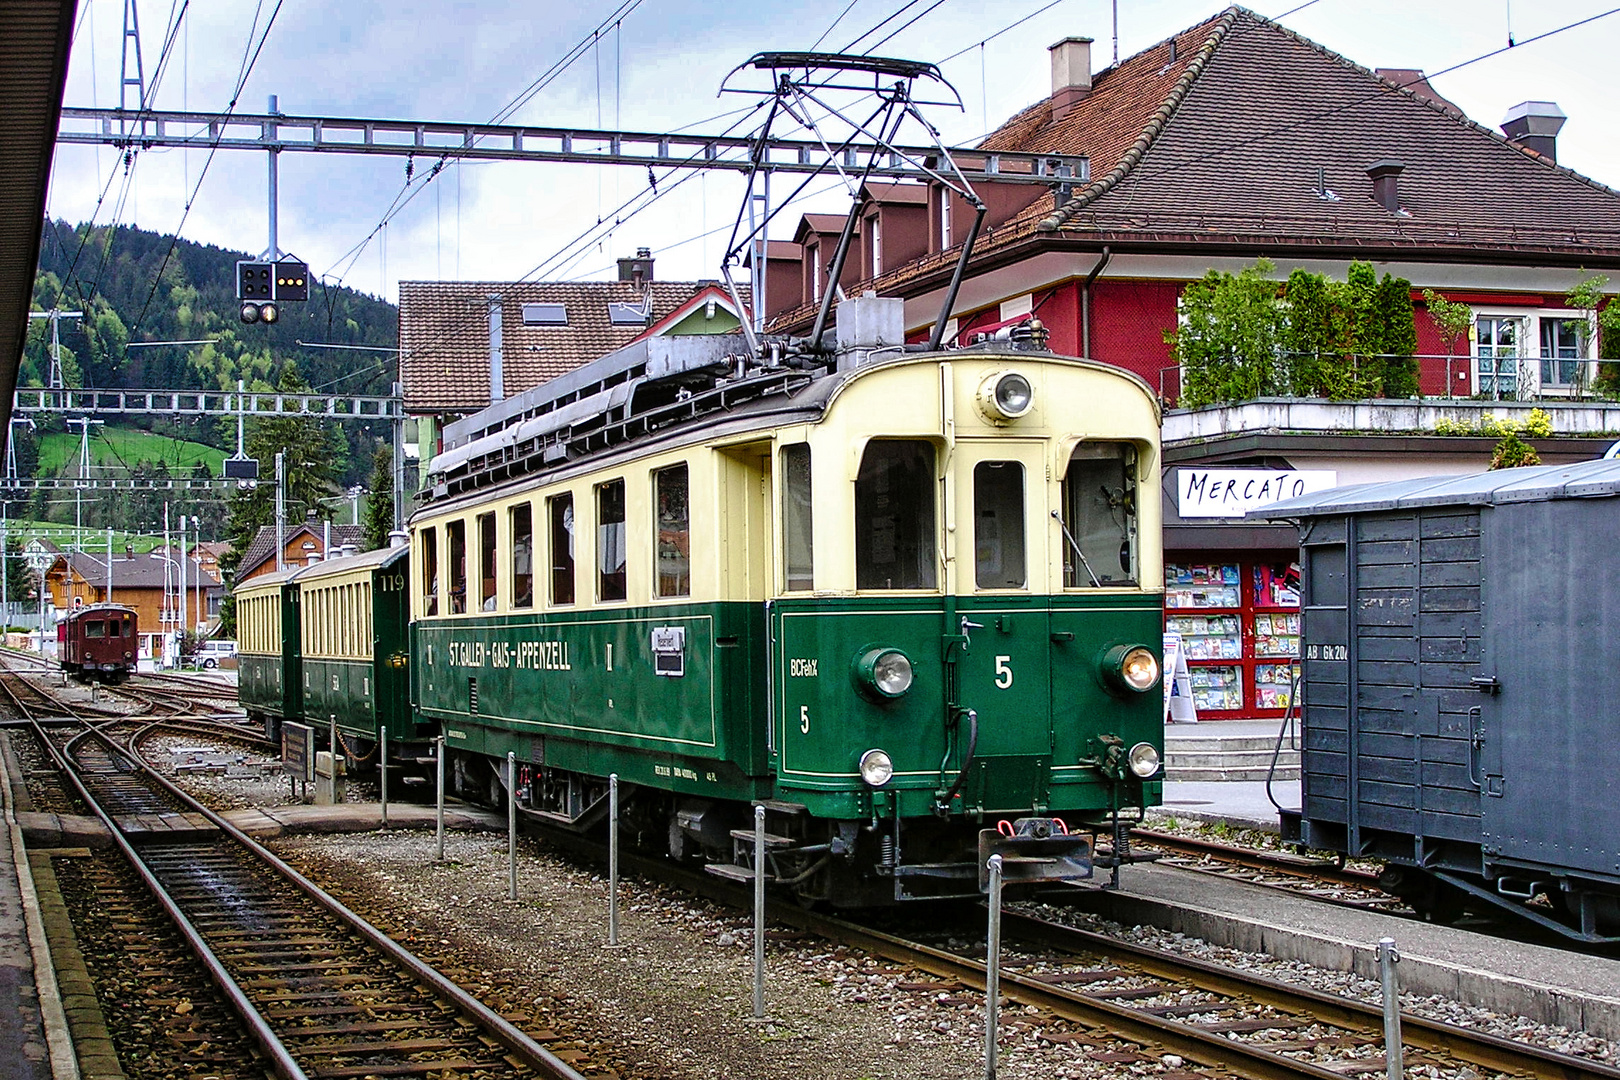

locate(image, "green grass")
(37, 427), (227, 477)
(0, 517), (166, 554)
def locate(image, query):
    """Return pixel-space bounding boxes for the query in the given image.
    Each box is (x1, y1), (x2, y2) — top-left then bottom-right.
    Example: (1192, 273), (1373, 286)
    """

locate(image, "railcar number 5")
(995, 655), (1014, 689)
(800, 704), (811, 734)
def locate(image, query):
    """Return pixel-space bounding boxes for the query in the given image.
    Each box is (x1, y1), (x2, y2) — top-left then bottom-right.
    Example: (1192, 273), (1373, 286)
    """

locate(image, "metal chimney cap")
(1365, 159), (1406, 179)
(1502, 100), (1566, 137)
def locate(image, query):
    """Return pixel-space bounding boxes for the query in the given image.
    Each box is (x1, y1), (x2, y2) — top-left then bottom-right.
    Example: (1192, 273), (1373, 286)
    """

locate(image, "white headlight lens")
(1127, 742), (1161, 778)
(873, 650), (914, 696)
(859, 748), (894, 787)
(993, 373), (1033, 417)
(1121, 646), (1160, 691)
(260, 302), (279, 324)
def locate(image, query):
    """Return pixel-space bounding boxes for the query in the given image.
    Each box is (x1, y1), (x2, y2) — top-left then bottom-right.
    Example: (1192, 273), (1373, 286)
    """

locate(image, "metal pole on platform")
(985, 853), (1004, 1080)
(608, 773), (620, 945)
(507, 751), (517, 901)
(1378, 937), (1403, 1080)
(752, 803), (766, 1019)
(434, 735), (446, 862)
(379, 728), (388, 828)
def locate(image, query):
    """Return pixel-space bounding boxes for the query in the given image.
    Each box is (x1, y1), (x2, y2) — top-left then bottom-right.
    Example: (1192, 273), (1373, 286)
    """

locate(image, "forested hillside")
(16, 221), (400, 536)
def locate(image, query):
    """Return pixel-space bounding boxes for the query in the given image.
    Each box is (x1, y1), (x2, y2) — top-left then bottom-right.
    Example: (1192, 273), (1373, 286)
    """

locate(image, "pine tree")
(361, 445), (395, 551)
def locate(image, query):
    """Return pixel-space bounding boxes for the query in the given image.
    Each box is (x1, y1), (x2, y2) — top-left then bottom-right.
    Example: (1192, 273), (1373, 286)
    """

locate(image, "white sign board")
(1163, 632), (1198, 725)
(1178, 468), (1337, 519)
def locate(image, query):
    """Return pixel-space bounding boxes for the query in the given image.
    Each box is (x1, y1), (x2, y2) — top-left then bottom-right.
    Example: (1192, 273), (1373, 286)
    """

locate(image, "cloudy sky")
(45, 0), (1620, 304)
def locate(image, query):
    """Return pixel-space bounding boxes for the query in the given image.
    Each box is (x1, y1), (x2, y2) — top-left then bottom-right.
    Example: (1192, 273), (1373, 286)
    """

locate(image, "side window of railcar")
(654, 464), (690, 598)
(549, 494), (575, 605)
(1061, 442), (1139, 588)
(447, 520), (467, 614)
(598, 480), (627, 602)
(421, 528), (439, 616)
(855, 440), (937, 590)
(974, 461), (1027, 589)
(478, 512), (497, 611)
(511, 503), (534, 609)
(782, 443), (813, 591)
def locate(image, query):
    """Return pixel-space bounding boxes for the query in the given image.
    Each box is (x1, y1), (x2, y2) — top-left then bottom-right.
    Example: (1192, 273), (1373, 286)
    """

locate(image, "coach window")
(549, 493), (575, 605)
(447, 519), (468, 614)
(598, 480), (627, 602)
(1060, 442), (1139, 588)
(511, 503), (534, 608)
(478, 512), (497, 611)
(421, 527), (440, 616)
(654, 464), (690, 598)
(855, 439), (936, 590)
(782, 443), (813, 591)
(973, 461), (1026, 589)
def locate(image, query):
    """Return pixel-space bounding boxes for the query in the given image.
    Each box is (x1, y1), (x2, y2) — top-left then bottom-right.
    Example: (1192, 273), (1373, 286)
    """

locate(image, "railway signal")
(274, 259), (309, 302)
(237, 260), (276, 323)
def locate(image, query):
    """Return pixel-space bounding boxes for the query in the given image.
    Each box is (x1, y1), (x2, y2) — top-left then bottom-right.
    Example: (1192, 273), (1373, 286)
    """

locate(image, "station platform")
(1159, 718), (1300, 831)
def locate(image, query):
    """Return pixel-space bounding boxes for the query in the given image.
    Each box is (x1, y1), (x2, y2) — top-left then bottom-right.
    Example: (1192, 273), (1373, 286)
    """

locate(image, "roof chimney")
(1501, 101), (1566, 162)
(487, 293), (505, 404)
(1366, 159), (1405, 213)
(617, 247), (655, 287)
(1049, 37), (1093, 123)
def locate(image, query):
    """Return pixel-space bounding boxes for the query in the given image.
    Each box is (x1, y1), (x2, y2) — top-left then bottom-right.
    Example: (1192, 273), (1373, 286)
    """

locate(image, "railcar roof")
(1250, 457), (1620, 517)
(234, 566), (304, 592)
(293, 544), (407, 583)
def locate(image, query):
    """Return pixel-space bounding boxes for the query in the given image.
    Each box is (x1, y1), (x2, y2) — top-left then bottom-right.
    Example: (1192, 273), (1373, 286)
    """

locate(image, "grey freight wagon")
(1253, 459), (1620, 942)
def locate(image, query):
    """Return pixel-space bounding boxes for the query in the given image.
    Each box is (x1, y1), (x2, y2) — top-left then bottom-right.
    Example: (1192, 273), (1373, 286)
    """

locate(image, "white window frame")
(1472, 309), (1597, 399)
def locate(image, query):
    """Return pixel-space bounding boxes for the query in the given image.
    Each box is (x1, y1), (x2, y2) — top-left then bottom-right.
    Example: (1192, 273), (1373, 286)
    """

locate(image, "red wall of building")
(1092, 279), (1180, 397)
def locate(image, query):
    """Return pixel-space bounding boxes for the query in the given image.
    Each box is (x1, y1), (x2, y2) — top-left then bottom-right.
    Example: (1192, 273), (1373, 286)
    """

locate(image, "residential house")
(399, 249), (745, 486)
(231, 523), (366, 585)
(44, 549), (223, 662)
(760, 7), (1620, 718)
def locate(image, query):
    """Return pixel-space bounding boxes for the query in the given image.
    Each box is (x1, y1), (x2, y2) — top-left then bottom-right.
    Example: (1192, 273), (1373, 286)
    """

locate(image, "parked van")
(197, 639), (238, 669)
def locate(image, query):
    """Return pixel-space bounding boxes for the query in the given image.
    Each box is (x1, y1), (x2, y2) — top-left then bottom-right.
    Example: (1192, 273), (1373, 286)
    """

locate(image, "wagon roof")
(1249, 456), (1620, 517)
(293, 544), (407, 582)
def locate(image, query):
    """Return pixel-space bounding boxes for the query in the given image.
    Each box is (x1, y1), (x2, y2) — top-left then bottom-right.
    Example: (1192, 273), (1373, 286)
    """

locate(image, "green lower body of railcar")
(239, 651), (299, 738)
(414, 595), (1162, 904)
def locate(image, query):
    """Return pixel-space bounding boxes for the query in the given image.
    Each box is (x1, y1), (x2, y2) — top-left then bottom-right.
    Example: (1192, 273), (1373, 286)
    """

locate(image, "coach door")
(717, 441), (772, 778)
(950, 442), (1053, 810)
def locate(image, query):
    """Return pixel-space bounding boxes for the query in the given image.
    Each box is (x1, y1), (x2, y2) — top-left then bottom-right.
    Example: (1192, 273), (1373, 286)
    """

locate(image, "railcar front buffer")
(976, 818), (1094, 892)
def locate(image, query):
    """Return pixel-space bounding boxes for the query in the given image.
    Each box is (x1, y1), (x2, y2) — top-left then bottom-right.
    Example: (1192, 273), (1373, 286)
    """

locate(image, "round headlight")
(1127, 742), (1161, 778)
(978, 371), (1034, 422)
(859, 748), (894, 787)
(240, 302), (261, 324)
(855, 647), (914, 700)
(1101, 644), (1160, 694)
(260, 302), (279, 324)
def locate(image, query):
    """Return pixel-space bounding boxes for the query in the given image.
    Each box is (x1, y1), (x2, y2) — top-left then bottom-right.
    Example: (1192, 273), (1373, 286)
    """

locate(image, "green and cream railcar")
(235, 566), (303, 742)
(296, 544), (422, 763)
(413, 327), (1164, 904)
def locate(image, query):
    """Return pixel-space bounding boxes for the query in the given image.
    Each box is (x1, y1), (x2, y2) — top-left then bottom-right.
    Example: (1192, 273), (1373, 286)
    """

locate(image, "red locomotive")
(58, 603), (138, 683)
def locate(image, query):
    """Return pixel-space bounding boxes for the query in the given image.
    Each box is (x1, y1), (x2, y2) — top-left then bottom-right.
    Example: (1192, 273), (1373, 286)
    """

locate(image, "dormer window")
(522, 303), (568, 326)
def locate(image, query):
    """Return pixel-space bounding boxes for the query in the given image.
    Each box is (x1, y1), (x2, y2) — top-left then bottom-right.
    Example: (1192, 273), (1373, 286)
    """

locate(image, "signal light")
(239, 301), (279, 324)
(237, 260), (272, 300)
(241, 303), (261, 324)
(273, 260), (309, 302)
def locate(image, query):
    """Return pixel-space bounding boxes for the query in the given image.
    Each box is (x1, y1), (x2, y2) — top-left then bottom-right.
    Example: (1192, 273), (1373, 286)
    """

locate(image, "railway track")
(1128, 828), (1409, 913)
(3, 664), (600, 1080)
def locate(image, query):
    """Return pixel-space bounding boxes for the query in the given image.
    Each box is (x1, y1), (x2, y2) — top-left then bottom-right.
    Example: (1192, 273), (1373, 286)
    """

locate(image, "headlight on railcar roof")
(1127, 742), (1161, 779)
(1100, 644), (1160, 694)
(854, 647), (914, 700)
(977, 371), (1034, 422)
(859, 748), (895, 787)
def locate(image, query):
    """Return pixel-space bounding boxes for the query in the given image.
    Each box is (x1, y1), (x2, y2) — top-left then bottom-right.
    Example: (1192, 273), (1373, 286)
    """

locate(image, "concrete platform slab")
(1071, 861), (1620, 1040)
(1156, 779), (1297, 831)
(222, 801), (504, 839)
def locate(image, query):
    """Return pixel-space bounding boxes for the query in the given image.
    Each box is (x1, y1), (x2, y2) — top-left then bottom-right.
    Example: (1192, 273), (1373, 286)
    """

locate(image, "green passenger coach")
(412, 300), (1165, 905)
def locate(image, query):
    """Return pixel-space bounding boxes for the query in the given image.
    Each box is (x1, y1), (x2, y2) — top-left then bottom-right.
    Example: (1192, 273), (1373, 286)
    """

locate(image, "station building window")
(855, 439), (936, 590)
(973, 461), (1026, 589)
(597, 480), (627, 602)
(511, 503), (534, 608)
(478, 512), (497, 611)
(549, 493), (575, 605)
(782, 444), (813, 592)
(654, 464), (690, 598)
(421, 527), (439, 616)
(447, 520), (467, 614)
(1061, 442), (1138, 588)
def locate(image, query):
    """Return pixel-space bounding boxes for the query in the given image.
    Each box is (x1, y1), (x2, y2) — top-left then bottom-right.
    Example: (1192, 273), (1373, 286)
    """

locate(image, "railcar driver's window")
(974, 461), (1026, 588)
(782, 444), (813, 591)
(654, 464), (690, 598)
(85, 620), (105, 638)
(855, 439), (937, 590)
(1061, 443), (1139, 588)
(511, 503), (534, 608)
(549, 494), (575, 605)
(478, 512), (497, 611)
(421, 528), (439, 616)
(447, 520), (467, 614)
(598, 480), (627, 602)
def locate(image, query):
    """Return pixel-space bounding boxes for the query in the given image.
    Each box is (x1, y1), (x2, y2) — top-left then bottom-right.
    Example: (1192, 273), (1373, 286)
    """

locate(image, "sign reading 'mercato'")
(1178, 468), (1338, 519)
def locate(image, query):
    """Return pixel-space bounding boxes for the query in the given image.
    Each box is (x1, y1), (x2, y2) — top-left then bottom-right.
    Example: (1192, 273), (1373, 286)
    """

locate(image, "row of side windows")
(420, 463), (690, 616)
(303, 582), (373, 658)
(238, 593), (281, 655)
